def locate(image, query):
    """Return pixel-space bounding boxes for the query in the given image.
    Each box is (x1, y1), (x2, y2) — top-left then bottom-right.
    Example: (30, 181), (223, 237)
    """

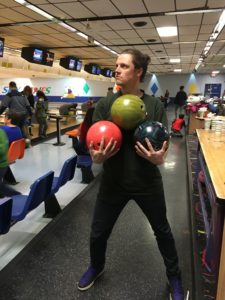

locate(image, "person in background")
(23, 85), (35, 136)
(0, 111), (23, 145)
(174, 86), (187, 118)
(0, 81), (32, 138)
(0, 128), (21, 198)
(106, 87), (114, 97)
(35, 90), (48, 139)
(59, 103), (77, 115)
(81, 98), (94, 113)
(171, 114), (186, 137)
(164, 89), (170, 109)
(78, 48), (184, 300)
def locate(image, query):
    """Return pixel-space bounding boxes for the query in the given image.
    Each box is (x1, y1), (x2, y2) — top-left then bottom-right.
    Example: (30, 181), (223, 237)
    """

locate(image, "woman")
(23, 85), (35, 136)
(35, 90), (48, 138)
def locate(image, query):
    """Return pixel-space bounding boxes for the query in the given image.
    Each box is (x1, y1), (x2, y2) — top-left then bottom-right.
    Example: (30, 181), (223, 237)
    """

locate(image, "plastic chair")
(4, 138), (26, 185)
(8, 138), (26, 163)
(44, 155), (77, 218)
(0, 198), (12, 234)
(11, 171), (54, 223)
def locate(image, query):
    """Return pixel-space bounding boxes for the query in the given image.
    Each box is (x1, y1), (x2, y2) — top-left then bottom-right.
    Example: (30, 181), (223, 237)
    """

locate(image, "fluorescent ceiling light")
(110, 50), (118, 55)
(26, 5), (54, 20)
(101, 45), (111, 51)
(94, 40), (100, 46)
(170, 58), (180, 63)
(174, 69), (182, 72)
(76, 32), (88, 39)
(14, 0), (27, 4)
(59, 22), (76, 32)
(212, 70), (220, 74)
(165, 8), (222, 16)
(223, 65), (225, 67)
(157, 26), (177, 37)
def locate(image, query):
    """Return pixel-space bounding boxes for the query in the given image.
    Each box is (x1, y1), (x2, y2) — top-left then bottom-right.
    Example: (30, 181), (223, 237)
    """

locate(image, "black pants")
(90, 192), (180, 278)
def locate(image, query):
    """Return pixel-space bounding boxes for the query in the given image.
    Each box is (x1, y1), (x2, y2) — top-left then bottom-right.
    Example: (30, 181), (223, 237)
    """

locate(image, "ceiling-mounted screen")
(45, 51), (54, 66)
(0, 37), (5, 58)
(59, 56), (82, 72)
(101, 68), (113, 78)
(84, 63), (101, 75)
(21, 47), (54, 66)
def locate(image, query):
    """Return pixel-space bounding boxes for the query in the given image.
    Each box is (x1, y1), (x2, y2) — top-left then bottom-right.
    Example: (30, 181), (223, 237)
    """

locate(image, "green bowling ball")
(111, 94), (146, 130)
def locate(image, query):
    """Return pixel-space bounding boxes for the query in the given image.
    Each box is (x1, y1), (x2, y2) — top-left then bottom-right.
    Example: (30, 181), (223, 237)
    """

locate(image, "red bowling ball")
(86, 120), (122, 151)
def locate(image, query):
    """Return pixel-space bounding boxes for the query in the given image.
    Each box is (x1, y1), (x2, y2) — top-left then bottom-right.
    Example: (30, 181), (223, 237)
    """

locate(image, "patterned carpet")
(186, 134), (216, 300)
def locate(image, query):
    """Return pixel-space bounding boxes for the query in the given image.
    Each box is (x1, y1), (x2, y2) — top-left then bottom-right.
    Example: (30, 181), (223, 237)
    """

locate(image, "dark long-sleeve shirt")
(93, 92), (167, 195)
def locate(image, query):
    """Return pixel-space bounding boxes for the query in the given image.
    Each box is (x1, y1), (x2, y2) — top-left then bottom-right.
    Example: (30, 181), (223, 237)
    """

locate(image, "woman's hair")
(36, 90), (48, 101)
(23, 85), (32, 95)
(121, 49), (151, 82)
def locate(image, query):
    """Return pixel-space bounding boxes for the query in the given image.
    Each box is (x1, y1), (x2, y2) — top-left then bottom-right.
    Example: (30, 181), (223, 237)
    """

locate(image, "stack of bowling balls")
(86, 94), (169, 152)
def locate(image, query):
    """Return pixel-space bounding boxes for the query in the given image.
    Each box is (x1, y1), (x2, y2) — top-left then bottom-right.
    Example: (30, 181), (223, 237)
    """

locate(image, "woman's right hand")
(88, 137), (119, 164)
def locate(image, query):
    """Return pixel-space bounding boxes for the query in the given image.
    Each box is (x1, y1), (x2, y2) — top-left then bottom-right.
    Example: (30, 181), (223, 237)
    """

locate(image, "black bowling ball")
(134, 120), (170, 151)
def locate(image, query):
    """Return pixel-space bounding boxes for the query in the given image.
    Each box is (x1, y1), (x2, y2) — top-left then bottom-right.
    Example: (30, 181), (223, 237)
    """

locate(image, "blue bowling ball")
(134, 120), (170, 151)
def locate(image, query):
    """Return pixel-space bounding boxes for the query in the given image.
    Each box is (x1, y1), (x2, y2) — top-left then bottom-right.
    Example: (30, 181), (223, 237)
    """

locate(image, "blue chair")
(44, 155), (77, 218)
(11, 171), (54, 223)
(0, 198), (12, 234)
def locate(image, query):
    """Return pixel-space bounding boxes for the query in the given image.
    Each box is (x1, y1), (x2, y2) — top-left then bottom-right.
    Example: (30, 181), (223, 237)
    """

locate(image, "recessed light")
(133, 21), (147, 27)
(170, 58), (180, 63)
(146, 39), (157, 43)
(174, 69), (182, 72)
(157, 26), (177, 37)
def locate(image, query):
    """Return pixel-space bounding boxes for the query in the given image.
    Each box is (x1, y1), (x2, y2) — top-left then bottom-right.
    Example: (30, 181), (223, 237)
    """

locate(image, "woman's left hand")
(135, 139), (168, 165)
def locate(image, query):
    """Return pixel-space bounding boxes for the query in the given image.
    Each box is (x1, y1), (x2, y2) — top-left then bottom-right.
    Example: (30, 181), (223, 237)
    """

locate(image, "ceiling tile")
(179, 26), (199, 35)
(199, 24), (215, 34)
(117, 29), (139, 38)
(111, 0), (147, 14)
(202, 12), (221, 24)
(207, 0), (225, 8)
(179, 35), (198, 42)
(152, 15), (177, 27)
(0, 0), (20, 7)
(0, 8), (33, 22)
(144, 0), (175, 13)
(105, 19), (132, 30)
(83, 0), (120, 16)
(39, 4), (71, 19)
(177, 14), (202, 25)
(135, 28), (159, 37)
(55, 2), (95, 19)
(176, 0), (206, 10)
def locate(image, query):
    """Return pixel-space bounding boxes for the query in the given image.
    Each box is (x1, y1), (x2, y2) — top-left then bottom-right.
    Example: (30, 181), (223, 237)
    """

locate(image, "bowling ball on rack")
(134, 120), (170, 151)
(111, 94), (146, 130)
(86, 120), (122, 151)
